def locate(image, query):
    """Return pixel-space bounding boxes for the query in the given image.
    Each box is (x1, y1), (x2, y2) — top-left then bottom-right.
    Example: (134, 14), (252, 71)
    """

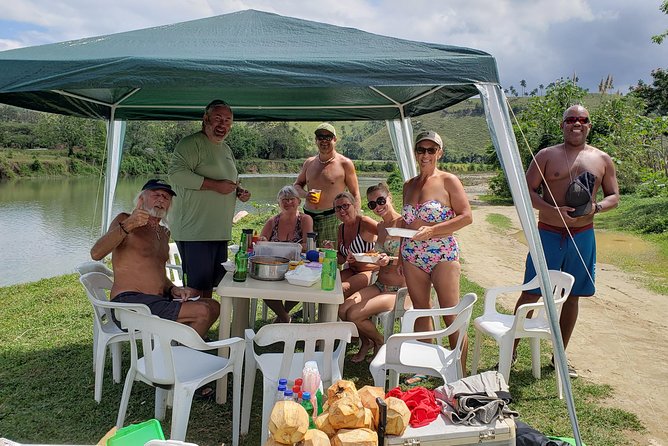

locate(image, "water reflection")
(0, 175), (383, 286)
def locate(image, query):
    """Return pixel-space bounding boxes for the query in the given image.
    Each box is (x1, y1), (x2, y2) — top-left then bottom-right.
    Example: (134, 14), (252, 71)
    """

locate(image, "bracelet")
(119, 221), (129, 235)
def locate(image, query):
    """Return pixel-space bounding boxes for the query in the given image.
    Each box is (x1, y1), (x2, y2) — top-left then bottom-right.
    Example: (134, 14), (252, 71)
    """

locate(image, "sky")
(0, 0), (666, 94)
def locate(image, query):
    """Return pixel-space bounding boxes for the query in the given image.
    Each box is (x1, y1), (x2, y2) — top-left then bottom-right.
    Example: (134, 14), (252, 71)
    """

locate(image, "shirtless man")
(514, 105), (620, 377)
(90, 179), (219, 338)
(294, 123), (361, 246)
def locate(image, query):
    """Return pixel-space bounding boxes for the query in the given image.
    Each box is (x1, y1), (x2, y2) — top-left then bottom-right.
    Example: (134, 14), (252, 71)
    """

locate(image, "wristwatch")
(594, 203), (602, 214)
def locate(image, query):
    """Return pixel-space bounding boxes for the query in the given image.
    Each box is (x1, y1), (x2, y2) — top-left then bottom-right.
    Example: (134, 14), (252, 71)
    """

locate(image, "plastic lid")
(284, 390), (294, 396)
(292, 385), (301, 393)
(295, 378), (303, 385)
(277, 384), (287, 391)
(302, 391), (311, 399)
(279, 378), (288, 385)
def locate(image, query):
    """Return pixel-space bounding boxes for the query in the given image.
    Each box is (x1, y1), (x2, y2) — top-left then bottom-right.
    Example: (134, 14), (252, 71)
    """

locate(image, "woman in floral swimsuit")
(400, 131), (473, 372)
(338, 183), (407, 363)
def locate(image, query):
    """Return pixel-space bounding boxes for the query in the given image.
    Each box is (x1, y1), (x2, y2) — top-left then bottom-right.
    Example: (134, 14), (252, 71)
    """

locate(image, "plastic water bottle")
(275, 384), (287, 404)
(292, 385), (301, 402)
(320, 249), (337, 291)
(283, 389), (294, 401)
(279, 378), (288, 387)
(301, 391), (316, 429)
(301, 361), (324, 416)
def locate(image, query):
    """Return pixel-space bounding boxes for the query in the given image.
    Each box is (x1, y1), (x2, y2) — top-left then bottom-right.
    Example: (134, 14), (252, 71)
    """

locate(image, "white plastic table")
(215, 271), (343, 403)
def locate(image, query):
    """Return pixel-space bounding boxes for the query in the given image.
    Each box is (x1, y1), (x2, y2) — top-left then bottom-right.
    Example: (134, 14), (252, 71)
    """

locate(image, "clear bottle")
(300, 391), (316, 429)
(233, 232), (249, 282)
(275, 384), (287, 404)
(320, 249), (337, 290)
(301, 360), (324, 416)
(283, 389), (294, 401)
(292, 385), (301, 403)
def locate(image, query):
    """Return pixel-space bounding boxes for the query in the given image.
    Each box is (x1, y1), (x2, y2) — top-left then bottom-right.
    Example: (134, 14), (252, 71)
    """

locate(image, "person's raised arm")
(90, 197), (150, 260)
(293, 161), (309, 198)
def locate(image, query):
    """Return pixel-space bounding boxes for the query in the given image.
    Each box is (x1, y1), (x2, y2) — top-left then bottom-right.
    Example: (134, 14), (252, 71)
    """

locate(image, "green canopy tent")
(0, 10), (583, 445)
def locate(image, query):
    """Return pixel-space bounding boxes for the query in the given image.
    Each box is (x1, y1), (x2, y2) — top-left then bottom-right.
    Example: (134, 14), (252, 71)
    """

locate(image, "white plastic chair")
(115, 309), (244, 445)
(374, 286), (442, 343)
(470, 270), (575, 397)
(369, 293), (477, 390)
(241, 321), (358, 445)
(79, 272), (150, 403)
(167, 242), (183, 287)
(76, 260), (113, 277)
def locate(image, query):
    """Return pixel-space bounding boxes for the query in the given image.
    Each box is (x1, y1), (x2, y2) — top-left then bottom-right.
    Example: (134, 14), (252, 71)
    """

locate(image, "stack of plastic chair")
(115, 308), (244, 445)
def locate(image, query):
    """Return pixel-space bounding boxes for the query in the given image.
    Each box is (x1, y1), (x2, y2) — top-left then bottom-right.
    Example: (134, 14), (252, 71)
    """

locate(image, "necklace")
(318, 154), (335, 165)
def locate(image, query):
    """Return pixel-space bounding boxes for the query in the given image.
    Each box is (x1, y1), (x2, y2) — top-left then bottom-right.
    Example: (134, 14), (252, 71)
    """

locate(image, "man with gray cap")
(294, 122), (360, 246)
(513, 105), (619, 377)
(90, 179), (220, 339)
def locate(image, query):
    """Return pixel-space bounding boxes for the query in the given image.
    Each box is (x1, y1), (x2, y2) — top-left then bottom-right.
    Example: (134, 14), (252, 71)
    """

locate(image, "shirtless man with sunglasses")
(513, 105), (620, 378)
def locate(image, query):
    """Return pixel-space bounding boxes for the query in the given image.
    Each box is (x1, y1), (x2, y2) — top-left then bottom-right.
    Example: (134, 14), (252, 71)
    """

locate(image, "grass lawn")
(0, 274), (643, 446)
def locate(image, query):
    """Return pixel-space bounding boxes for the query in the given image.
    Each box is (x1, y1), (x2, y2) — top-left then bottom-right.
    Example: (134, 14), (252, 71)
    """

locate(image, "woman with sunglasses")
(400, 130), (473, 371)
(338, 183), (407, 363)
(259, 185), (314, 322)
(325, 192), (378, 299)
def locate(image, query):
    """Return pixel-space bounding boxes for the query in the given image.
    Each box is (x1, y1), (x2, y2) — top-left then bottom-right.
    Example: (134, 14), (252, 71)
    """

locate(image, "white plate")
(352, 253), (380, 263)
(222, 260), (236, 272)
(385, 227), (419, 238)
(285, 276), (320, 287)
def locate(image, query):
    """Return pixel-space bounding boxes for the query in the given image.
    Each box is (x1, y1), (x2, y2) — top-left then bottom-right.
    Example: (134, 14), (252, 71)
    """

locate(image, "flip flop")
(404, 374), (427, 385)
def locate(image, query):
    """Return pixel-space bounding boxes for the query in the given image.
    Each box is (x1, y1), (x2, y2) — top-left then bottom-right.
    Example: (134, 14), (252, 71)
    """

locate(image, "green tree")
(35, 114), (105, 155)
(652, 0), (668, 44)
(630, 68), (668, 116)
(520, 79), (527, 97)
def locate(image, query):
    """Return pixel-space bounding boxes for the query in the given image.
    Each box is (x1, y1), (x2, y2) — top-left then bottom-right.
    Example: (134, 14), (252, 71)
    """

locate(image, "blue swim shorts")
(523, 223), (596, 297)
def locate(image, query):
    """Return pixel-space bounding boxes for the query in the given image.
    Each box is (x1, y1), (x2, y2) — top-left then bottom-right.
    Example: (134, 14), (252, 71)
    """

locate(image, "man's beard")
(145, 206), (167, 219)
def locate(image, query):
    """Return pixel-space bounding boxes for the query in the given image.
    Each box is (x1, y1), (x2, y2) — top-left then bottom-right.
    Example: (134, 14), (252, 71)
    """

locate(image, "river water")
(0, 175), (384, 286)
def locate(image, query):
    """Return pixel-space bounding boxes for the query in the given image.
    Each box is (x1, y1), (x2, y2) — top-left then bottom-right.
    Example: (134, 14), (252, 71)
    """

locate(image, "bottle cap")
(284, 390), (294, 397)
(277, 384), (286, 391)
(279, 378), (288, 385)
(295, 378), (303, 386)
(302, 391), (311, 399)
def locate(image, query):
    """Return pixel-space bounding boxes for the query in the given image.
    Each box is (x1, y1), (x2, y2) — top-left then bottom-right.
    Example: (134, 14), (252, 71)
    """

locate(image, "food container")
(249, 255), (290, 281)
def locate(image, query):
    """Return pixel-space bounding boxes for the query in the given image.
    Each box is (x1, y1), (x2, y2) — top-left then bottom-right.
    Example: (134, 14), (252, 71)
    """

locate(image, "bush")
(636, 172), (668, 198)
(489, 171), (512, 199)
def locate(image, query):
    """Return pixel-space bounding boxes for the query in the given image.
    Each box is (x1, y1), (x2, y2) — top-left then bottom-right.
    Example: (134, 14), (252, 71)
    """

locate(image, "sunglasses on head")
(335, 203), (351, 212)
(316, 134), (334, 141)
(563, 116), (590, 125)
(367, 196), (387, 210)
(415, 146), (439, 155)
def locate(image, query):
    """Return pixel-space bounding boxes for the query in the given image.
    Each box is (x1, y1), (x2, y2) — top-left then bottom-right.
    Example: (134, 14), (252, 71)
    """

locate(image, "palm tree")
(520, 79), (527, 97)
(539, 84), (545, 96)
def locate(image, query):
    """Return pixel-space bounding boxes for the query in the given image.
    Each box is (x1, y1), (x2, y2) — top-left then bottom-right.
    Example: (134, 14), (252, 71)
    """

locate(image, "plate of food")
(385, 227), (419, 238)
(353, 252), (381, 263)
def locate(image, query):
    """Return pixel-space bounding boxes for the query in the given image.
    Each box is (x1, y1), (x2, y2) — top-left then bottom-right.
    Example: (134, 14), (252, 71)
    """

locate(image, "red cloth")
(386, 386), (441, 428)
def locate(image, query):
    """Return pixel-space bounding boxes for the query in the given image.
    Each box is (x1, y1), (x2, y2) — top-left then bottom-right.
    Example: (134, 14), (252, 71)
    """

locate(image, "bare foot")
(351, 339), (373, 363)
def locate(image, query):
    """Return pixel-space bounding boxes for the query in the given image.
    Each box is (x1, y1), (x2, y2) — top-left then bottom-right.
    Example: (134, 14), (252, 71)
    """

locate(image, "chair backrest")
(79, 272), (151, 334)
(116, 308), (208, 386)
(166, 242), (183, 287)
(249, 322), (357, 388)
(76, 261), (113, 277)
(400, 292), (477, 353)
(517, 271), (575, 320)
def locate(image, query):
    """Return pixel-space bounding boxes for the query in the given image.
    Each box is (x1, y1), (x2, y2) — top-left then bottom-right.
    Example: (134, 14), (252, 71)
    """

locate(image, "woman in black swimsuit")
(259, 185), (314, 322)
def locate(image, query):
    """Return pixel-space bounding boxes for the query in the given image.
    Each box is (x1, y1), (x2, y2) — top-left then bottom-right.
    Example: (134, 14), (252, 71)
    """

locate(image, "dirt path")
(455, 197), (668, 445)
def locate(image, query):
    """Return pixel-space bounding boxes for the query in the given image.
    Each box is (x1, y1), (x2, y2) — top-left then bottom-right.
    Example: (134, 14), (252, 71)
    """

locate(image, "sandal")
(195, 385), (215, 400)
(405, 374), (427, 385)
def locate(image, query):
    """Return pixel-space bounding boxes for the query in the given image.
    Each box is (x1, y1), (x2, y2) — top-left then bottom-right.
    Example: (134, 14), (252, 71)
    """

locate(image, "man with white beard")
(90, 179), (219, 338)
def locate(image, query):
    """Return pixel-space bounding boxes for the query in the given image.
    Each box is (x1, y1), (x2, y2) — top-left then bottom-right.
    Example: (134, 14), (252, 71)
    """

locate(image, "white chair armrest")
(385, 329), (446, 364)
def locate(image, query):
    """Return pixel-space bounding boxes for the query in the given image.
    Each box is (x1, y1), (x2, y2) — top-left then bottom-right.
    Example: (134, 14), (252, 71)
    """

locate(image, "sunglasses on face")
(367, 196), (387, 210)
(563, 116), (590, 125)
(415, 146), (439, 155)
(335, 203), (351, 212)
(315, 134), (334, 141)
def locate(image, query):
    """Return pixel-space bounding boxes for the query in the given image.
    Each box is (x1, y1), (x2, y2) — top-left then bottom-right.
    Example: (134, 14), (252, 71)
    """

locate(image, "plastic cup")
(311, 189), (322, 203)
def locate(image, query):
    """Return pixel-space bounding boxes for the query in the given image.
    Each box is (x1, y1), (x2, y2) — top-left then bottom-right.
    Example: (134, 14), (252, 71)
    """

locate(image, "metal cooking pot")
(249, 255), (290, 281)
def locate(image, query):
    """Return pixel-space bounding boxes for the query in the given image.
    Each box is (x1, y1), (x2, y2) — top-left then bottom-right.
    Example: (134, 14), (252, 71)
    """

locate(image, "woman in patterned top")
(259, 185), (313, 322)
(400, 131), (472, 372)
(339, 183), (408, 363)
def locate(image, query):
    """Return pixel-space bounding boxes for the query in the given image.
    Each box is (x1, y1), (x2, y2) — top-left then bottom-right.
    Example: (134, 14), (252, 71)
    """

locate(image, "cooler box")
(384, 415), (516, 446)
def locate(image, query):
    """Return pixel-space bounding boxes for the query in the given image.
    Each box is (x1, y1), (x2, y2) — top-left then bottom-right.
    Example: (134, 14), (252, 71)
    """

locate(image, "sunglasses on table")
(367, 196), (387, 210)
(335, 203), (352, 212)
(415, 146), (439, 155)
(316, 134), (334, 141)
(563, 117), (590, 125)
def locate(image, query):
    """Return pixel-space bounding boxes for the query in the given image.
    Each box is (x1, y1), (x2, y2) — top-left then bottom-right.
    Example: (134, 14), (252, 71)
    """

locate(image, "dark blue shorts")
(111, 291), (181, 328)
(523, 224), (596, 296)
(175, 240), (228, 291)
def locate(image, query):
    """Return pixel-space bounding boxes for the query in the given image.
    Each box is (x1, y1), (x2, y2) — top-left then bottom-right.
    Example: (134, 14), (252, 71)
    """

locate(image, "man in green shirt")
(168, 99), (251, 300)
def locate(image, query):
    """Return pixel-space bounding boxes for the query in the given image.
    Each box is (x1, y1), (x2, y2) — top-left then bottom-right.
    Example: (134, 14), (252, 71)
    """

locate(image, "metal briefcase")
(384, 414), (516, 446)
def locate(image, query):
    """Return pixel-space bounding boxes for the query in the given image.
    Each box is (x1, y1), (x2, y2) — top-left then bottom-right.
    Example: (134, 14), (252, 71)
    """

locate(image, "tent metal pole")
(476, 83), (583, 446)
